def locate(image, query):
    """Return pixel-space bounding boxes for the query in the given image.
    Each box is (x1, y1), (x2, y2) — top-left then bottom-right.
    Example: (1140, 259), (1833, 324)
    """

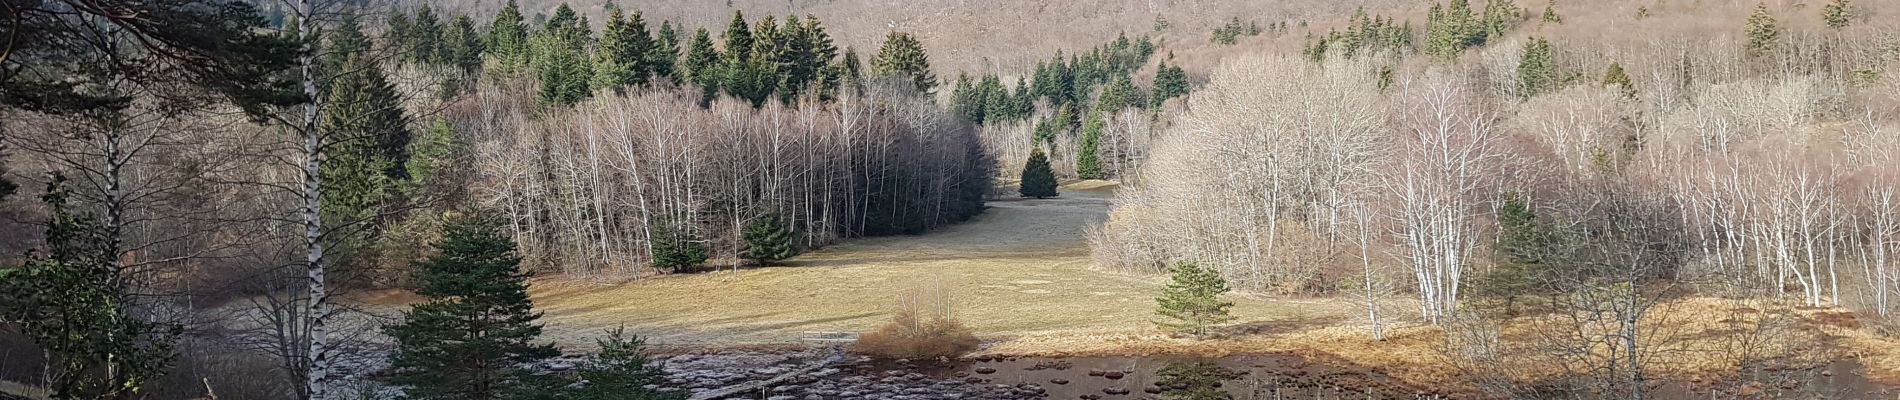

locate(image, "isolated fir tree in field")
(384, 213), (558, 400)
(1745, 3), (1779, 58)
(872, 31), (938, 94)
(1517, 37), (1559, 98)
(1603, 62), (1637, 99)
(649, 222), (709, 273)
(1155, 261), (1234, 339)
(1077, 112), (1107, 180)
(743, 213), (800, 266)
(1020, 148), (1060, 198)
(1823, 0), (1852, 29)
(0, 177), (178, 399)
(568, 326), (682, 400)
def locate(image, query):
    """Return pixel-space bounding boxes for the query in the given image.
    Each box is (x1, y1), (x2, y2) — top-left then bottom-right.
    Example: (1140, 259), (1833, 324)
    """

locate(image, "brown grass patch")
(853, 277), (980, 359)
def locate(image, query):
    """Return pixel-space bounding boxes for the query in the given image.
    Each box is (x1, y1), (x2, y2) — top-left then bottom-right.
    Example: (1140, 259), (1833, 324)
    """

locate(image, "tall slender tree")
(384, 213), (559, 400)
(871, 31), (938, 94)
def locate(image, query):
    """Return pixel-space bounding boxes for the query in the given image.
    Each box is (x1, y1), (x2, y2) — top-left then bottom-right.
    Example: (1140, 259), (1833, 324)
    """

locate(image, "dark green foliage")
(405, 118), (462, 196)
(1468, 193), (1561, 316)
(1151, 62), (1190, 107)
(1745, 3), (1780, 58)
(488, 0), (532, 76)
(1824, 0), (1852, 28)
(1319, 8), (1415, 59)
(322, 33), (413, 229)
(567, 327), (683, 400)
(443, 15), (487, 72)
(1377, 64), (1396, 92)
(684, 28), (723, 98)
(1425, 0), (1519, 60)
(648, 222), (709, 273)
(533, 3), (595, 106)
(595, 7), (656, 93)
(1210, 17), (1261, 45)
(1517, 37), (1560, 98)
(1095, 74), (1138, 112)
(1602, 62), (1637, 99)
(403, 5), (445, 63)
(742, 213), (800, 266)
(950, 73), (1030, 124)
(0, 177), (179, 399)
(871, 31), (938, 94)
(0, 0), (301, 117)
(1019, 148), (1059, 199)
(1155, 261), (1234, 339)
(650, 21), (682, 82)
(1076, 112), (1107, 180)
(385, 213), (559, 400)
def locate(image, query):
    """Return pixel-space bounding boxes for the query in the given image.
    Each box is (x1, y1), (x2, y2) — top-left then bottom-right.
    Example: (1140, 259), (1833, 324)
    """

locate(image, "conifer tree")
(1019, 148), (1059, 199)
(323, 44), (413, 225)
(1151, 62), (1189, 107)
(1517, 37), (1559, 98)
(595, 7), (655, 93)
(649, 222), (709, 273)
(835, 47), (864, 94)
(1541, 0), (1563, 24)
(1077, 112), (1107, 180)
(684, 28), (723, 98)
(487, 0), (531, 75)
(533, 4), (595, 106)
(1823, 0), (1852, 29)
(568, 327), (682, 400)
(649, 21), (682, 82)
(1602, 62), (1637, 99)
(1155, 261), (1234, 339)
(742, 213), (800, 266)
(0, 177), (178, 399)
(408, 5), (444, 63)
(1744, 3), (1779, 58)
(871, 31), (938, 94)
(384, 213), (559, 400)
(443, 15), (486, 72)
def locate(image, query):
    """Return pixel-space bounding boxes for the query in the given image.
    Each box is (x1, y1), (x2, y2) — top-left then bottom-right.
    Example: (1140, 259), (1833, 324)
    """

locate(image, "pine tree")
(1019, 147), (1059, 199)
(534, 5), (595, 106)
(1470, 193), (1559, 316)
(0, 176), (178, 399)
(649, 21), (682, 82)
(649, 222), (709, 273)
(1823, 0), (1852, 29)
(594, 7), (655, 93)
(871, 31), (938, 94)
(568, 327), (682, 400)
(742, 213), (800, 266)
(384, 213), (559, 400)
(684, 28), (723, 99)
(1517, 37), (1559, 98)
(443, 15), (486, 72)
(1602, 62), (1637, 99)
(1151, 62), (1189, 107)
(323, 47), (413, 226)
(487, 0), (530, 76)
(1076, 112), (1107, 180)
(1541, 0), (1563, 24)
(1155, 261), (1234, 339)
(1744, 3), (1779, 58)
(408, 5), (444, 63)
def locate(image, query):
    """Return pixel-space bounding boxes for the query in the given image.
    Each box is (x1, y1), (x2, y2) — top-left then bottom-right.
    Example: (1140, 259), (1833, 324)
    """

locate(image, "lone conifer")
(384, 213), (558, 400)
(1155, 261), (1234, 339)
(1020, 148), (1059, 199)
(743, 213), (800, 266)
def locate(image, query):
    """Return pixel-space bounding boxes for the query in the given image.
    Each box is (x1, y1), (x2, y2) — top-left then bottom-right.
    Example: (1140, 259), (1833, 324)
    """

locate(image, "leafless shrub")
(853, 277), (979, 359)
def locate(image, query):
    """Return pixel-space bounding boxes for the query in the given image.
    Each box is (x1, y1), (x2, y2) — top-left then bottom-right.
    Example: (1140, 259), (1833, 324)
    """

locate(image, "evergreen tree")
(1541, 0), (1563, 24)
(567, 327), (683, 400)
(1151, 62), (1189, 107)
(595, 7), (655, 93)
(649, 222), (709, 273)
(721, 11), (755, 65)
(0, 177), (178, 399)
(1096, 74), (1137, 111)
(1745, 3), (1779, 58)
(1019, 148), (1059, 198)
(443, 15), (486, 72)
(742, 213), (800, 266)
(684, 28), (723, 99)
(405, 118), (461, 194)
(323, 47), (413, 226)
(533, 4), (595, 106)
(1823, 0), (1852, 29)
(1076, 112), (1107, 180)
(408, 5), (444, 63)
(836, 46), (864, 93)
(487, 0), (531, 76)
(1155, 261), (1234, 339)
(1470, 193), (1560, 316)
(871, 31), (938, 94)
(1602, 62), (1637, 99)
(384, 213), (559, 400)
(1517, 37), (1559, 98)
(649, 21), (682, 82)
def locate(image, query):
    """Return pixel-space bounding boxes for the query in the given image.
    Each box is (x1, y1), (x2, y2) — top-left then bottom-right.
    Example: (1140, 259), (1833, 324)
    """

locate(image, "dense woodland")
(3, 0), (1900, 398)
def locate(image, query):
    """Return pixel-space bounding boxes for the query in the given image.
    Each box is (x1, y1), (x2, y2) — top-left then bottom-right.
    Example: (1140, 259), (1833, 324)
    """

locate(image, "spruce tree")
(1517, 37), (1559, 98)
(443, 15), (486, 73)
(384, 213), (559, 400)
(1744, 3), (1779, 58)
(1471, 192), (1560, 316)
(487, 0), (530, 76)
(323, 47), (412, 226)
(1155, 261), (1234, 339)
(742, 213), (800, 266)
(684, 28), (723, 99)
(649, 222), (709, 273)
(1151, 62), (1189, 107)
(1077, 112), (1107, 180)
(594, 7), (655, 93)
(1019, 148), (1059, 198)
(1541, 0), (1563, 24)
(0, 177), (178, 399)
(408, 5), (444, 63)
(871, 31), (938, 94)
(1823, 0), (1852, 29)
(649, 21), (682, 82)
(1602, 62), (1637, 99)
(568, 327), (682, 400)
(533, 5), (595, 106)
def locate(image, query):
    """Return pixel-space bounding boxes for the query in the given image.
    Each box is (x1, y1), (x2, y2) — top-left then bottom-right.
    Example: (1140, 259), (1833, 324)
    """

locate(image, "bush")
(853, 280), (978, 359)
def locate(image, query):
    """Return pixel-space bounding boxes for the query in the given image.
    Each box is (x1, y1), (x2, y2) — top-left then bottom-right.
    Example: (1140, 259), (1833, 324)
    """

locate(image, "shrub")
(854, 280), (978, 359)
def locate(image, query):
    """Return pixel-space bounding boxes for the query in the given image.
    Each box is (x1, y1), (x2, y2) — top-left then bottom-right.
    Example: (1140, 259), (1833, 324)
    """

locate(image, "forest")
(3, 0), (1900, 399)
